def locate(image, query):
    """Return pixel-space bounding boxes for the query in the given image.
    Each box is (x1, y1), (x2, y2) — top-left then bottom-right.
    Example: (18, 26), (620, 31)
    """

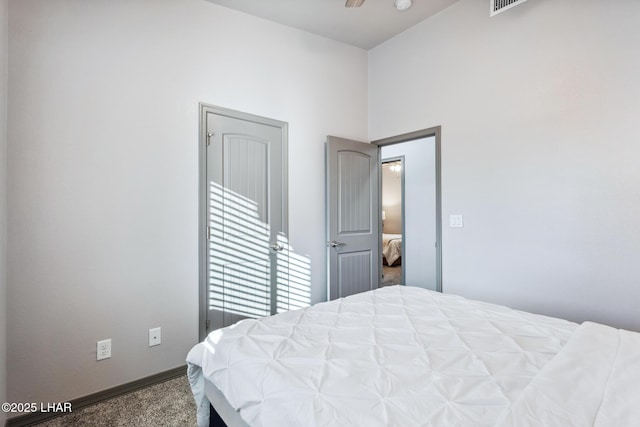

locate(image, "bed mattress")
(188, 286), (586, 426)
(382, 233), (402, 265)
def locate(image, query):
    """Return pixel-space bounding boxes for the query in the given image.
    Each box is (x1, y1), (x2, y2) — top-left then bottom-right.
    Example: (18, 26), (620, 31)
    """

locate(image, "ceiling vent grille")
(490, 0), (529, 16)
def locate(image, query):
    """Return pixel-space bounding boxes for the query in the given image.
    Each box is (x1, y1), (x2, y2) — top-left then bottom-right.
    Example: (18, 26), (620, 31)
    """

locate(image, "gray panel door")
(206, 110), (287, 331)
(326, 136), (379, 300)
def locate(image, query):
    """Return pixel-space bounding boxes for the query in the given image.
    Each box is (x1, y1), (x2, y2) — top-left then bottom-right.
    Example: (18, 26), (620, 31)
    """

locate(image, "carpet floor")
(382, 264), (402, 286)
(33, 375), (196, 427)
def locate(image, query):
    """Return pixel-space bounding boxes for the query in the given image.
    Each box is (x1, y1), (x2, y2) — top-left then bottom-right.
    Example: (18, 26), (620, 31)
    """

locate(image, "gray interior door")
(326, 136), (380, 300)
(204, 108), (287, 332)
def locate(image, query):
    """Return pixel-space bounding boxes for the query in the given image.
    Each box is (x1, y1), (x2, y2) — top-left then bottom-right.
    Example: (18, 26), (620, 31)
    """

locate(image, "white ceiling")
(204, 0), (460, 50)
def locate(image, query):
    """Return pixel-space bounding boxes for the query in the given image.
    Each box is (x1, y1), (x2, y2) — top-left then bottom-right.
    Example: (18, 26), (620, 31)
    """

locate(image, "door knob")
(270, 243), (284, 252)
(329, 241), (345, 248)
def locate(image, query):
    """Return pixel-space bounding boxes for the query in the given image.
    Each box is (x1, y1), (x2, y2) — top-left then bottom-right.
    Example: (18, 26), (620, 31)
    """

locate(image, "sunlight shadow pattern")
(209, 183), (311, 320)
(276, 232), (312, 313)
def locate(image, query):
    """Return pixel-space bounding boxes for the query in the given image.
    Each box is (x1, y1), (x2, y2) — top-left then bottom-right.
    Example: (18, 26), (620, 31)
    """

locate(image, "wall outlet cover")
(149, 327), (161, 347)
(97, 339), (111, 361)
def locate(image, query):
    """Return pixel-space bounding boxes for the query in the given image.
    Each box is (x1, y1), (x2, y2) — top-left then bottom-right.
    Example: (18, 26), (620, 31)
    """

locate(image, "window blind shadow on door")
(276, 232), (312, 313)
(208, 182), (311, 320)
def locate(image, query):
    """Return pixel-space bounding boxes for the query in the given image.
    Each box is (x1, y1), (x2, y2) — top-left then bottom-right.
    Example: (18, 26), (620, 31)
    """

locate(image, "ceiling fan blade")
(345, 0), (365, 7)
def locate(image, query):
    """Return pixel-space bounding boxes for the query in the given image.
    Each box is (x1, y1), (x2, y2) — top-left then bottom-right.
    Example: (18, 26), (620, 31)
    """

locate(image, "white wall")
(7, 0), (367, 406)
(0, 0), (7, 422)
(369, 0), (640, 331)
(382, 138), (437, 290)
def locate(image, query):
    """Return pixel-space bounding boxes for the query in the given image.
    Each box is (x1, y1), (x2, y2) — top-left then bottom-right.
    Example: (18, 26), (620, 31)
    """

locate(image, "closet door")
(203, 106), (288, 333)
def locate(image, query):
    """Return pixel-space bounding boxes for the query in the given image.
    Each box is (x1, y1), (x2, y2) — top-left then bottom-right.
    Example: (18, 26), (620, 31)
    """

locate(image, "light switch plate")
(450, 214), (464, 228)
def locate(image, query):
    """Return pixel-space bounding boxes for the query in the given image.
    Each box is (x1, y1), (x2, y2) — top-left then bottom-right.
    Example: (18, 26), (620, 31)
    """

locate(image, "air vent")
(490, 0), (529, 16)
(345, 0), (365, 7)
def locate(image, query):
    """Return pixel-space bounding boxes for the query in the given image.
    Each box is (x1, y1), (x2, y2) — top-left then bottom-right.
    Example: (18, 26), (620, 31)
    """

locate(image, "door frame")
(198, 103), (288, 340)
(373, 126), (442, 292)
(381, 155), (406, 285)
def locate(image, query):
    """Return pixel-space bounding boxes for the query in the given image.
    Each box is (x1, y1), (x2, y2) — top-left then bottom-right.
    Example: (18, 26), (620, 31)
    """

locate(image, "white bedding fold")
(187, 343), (210, 427)
(497, 321), (640, 426)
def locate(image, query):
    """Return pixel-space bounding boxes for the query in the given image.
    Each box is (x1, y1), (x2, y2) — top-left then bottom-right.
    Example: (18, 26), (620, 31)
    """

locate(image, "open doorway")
(381, 157), (405, 286)
(376, 129), (441, 292)
(325, 127), (441, 300)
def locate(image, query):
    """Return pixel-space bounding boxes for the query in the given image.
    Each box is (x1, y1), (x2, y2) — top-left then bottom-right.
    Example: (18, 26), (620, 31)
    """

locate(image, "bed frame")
(205, 379), (248, 427)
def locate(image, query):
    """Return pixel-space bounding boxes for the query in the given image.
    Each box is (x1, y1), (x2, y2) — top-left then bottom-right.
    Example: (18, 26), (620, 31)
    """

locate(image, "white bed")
(187, 286), (640, 427)
(382, 233), (402, 266)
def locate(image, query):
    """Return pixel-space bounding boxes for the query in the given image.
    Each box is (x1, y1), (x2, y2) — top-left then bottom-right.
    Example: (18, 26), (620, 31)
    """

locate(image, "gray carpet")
(382, 264), (402, 286)
(33, 375), (197, 427)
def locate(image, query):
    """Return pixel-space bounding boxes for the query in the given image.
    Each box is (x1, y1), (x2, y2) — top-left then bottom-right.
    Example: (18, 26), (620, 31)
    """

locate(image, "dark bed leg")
(209, 403), (227, 427)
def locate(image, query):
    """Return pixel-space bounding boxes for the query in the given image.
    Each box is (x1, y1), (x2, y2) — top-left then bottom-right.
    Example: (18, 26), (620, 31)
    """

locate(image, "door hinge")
(206, 226), (211, 240)
(206, 132), (214, 146)
(205, 319), (210, 332)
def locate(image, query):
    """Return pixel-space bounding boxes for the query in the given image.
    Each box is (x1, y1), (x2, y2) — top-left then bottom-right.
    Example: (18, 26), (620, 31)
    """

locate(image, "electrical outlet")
(97, 339), (111, 361)
(149, 327), (161, 347)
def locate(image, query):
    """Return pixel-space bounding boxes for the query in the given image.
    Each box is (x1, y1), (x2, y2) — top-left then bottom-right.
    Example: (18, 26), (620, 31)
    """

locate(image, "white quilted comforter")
(496, 321), (640, 426)
(187, 286), (638, 426)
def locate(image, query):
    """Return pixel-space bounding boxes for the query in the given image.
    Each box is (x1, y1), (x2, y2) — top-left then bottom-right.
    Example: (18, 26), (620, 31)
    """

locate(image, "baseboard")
(4, 365), (187, 427)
